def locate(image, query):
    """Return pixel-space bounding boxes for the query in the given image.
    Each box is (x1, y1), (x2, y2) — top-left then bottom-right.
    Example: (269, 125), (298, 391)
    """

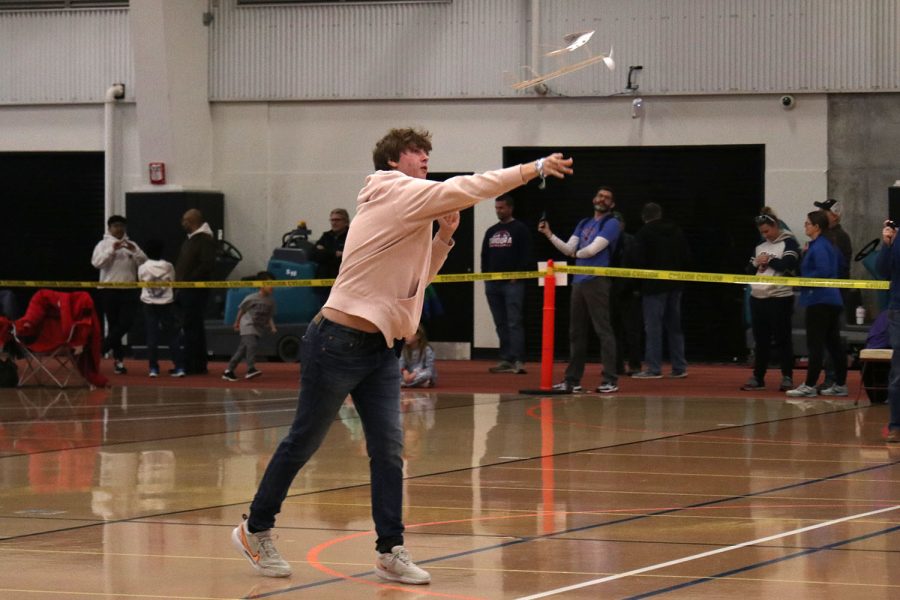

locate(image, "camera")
(780, 95), (795, 110)
(887, 220), (897, 229)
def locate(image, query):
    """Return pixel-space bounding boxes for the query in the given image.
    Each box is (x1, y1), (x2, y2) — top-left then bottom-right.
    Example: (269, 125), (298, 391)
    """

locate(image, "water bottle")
(855, 305), (866, 325)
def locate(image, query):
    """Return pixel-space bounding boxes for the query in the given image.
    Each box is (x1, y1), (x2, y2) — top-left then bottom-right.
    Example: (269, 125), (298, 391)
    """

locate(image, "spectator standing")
(175, 209), (218, 375)
(815, 199), (854, 388)
(741, 213), (800, 391)
(399, 325), (437, 387)
(311, 208), (350, 280)
(786, 211), (847, 397)
(481, 195), (532, 374)
(815, 199), (852, 278)
(876, 219), (900, 442)
(631, 202), (691, 379)
(230, 127), (573, 583)
(138, 239), (185, 378)
(610, 212), (643, 376)
(91, 214), (146, 374)
(539, 187), (621, 393)
(222, 272), (277, 382)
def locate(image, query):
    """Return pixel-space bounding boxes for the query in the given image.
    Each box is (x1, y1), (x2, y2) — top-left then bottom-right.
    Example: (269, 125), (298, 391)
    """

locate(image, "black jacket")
(175, 232), (218, 282)
(633, 219), (691, 294)
(311, 228), (348, 279)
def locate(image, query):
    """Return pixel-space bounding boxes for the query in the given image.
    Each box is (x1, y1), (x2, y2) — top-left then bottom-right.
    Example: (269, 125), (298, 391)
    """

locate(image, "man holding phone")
(876, 219), (900, 442)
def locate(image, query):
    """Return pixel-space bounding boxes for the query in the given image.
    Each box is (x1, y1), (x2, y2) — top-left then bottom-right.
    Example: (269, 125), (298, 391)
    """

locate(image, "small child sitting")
(399, 325), (437, 388)
(222, 272), (277, 381)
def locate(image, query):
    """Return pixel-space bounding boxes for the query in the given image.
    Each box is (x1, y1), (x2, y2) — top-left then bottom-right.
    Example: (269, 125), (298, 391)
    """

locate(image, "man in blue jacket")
(876, 219), (900, 442)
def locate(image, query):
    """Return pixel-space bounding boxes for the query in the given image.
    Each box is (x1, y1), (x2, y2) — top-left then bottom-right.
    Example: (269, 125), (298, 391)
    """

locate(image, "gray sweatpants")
(565, 277), (617, 386)
(227, 334), (259, 371)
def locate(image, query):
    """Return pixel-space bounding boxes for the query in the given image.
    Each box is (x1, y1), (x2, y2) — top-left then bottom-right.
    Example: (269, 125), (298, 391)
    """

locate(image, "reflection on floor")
(0, 384), (898, 599)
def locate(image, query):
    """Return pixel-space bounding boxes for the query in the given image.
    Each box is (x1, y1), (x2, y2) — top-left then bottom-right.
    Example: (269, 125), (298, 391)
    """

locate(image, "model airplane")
(513, 39), (614, 91)
(545, 30), (595, 56)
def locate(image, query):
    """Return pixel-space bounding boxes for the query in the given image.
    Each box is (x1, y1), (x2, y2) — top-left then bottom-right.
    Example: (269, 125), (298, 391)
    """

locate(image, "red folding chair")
(11, 290), (107, 388)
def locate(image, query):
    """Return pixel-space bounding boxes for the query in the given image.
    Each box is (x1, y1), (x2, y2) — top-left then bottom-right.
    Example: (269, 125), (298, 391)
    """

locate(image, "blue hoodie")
(876, 240), (900, 310)
(798, 235), (842, 307)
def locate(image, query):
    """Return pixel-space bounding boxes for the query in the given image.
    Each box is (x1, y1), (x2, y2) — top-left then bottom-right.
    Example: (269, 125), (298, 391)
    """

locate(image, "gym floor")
(1, 359), (898, 599)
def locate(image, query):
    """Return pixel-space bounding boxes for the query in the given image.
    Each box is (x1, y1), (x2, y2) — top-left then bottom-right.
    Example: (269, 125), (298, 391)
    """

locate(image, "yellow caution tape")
(553, 266), (890, 290)
(0, 267), (890, 290)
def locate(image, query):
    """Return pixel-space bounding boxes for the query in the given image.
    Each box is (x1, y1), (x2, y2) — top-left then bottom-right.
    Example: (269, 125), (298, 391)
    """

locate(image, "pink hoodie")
(324, 166), (527, 346)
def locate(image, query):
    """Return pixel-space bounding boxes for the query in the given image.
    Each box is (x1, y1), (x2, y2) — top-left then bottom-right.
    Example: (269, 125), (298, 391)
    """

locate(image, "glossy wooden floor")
(1, 367), (899, 599)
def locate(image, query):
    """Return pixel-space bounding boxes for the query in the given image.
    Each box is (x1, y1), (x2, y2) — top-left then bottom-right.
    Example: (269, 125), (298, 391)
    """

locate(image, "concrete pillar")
(128, 0), (213, 190)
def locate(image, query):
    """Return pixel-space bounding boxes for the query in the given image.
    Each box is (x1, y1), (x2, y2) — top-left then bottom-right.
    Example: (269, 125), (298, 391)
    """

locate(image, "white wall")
(0, 95), (826, 349)
(208, 94), (828, 349)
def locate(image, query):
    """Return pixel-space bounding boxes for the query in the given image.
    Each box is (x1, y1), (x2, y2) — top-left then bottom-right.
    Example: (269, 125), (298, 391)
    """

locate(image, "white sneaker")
(551, 381), (582, 393)
(231, 518), (292, 578)
(786, 384), (818, 397)
(820, 383), (849, 397)
(374, 545), (431, 585)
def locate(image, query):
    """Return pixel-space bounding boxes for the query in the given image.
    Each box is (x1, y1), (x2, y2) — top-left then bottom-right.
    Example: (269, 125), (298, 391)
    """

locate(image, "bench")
(858, 348), (892, 404)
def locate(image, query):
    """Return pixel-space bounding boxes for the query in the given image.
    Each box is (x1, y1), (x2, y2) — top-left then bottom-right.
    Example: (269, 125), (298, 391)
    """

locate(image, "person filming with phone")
(876, 218), (900, 442)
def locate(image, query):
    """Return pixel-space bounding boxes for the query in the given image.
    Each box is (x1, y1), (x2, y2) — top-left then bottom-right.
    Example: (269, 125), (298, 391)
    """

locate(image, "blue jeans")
(642, 290), (687, 375)
(248, 315), (405, 552)
(485, 280), (525, 363)
(888, 310), (900, 431)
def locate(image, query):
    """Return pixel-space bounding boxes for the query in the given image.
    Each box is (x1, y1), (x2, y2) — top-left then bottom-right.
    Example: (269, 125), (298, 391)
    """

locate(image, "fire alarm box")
(149, 162), (166, 185)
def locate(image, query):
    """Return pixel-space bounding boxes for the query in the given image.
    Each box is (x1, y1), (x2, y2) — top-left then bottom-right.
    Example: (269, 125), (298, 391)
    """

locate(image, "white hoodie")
(91, 233), (147, 284)
(138, 259), (176, 304)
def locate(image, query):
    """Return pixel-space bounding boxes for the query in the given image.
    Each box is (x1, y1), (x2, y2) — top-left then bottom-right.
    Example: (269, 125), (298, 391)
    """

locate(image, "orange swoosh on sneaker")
(240, 528), (260, 563)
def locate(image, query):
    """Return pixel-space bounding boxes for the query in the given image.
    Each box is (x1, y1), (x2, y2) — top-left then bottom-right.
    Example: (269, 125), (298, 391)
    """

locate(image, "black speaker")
(889, 186), (900, 224)
(125, 191), (224, 264)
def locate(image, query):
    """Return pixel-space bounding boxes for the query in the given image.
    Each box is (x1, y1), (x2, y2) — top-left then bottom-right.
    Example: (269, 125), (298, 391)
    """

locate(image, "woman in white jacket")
(741, 211), (800, 391)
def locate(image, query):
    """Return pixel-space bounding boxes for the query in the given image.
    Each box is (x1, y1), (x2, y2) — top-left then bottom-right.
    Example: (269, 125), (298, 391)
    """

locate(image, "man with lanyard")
(539, 187), (621, 393)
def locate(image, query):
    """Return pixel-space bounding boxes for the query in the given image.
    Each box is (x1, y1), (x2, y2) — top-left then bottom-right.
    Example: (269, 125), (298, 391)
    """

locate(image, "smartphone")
(539, 210), (547, 222)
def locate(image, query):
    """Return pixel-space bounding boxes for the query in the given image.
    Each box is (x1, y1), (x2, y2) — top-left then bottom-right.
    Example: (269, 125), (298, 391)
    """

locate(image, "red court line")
(304, 500), (895, 596)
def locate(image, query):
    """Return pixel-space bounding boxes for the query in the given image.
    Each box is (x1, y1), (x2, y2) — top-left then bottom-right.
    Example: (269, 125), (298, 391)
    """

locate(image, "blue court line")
(623, 522), (900, 599)
(249, 454), (900, 598)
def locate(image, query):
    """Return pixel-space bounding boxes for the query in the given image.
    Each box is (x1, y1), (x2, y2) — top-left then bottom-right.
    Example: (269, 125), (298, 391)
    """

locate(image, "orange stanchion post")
(540, 260), (556, 391)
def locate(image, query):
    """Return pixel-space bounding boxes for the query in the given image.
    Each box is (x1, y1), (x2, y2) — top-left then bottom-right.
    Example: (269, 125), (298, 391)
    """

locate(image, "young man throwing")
(233, 128), (572, 583)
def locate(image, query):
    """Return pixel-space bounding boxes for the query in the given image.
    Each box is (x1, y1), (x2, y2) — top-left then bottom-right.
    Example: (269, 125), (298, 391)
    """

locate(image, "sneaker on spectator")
(669, 370), (688, 379)
(786, 384), (818, 397)
(512, 361), (527, 374)
(816, 380), (835, 392)
(551, 381), (582, 393)
(114, 361), (127, 375)
(170, 369), (186, 378)
(231, 517), (292, 578)
(887, 429), (900, 443)
(222, 370), (239, 382)
(245, 368), (262, 380)
(740, 376), (764, 391)
(820, 383), (848, 396)
(374, 545), (431, 585)
(488, 361), (513, 373)
(631, 371), (662, 379)
(779, 376), (794, 392)
(595, 382), (619, 393)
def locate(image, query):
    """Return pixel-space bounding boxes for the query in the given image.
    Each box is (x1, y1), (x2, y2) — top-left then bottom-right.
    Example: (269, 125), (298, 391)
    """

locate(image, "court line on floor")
(623, 521), (900, 599)
(514, 504), (900, 599)
(255, 457), (900, 598)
